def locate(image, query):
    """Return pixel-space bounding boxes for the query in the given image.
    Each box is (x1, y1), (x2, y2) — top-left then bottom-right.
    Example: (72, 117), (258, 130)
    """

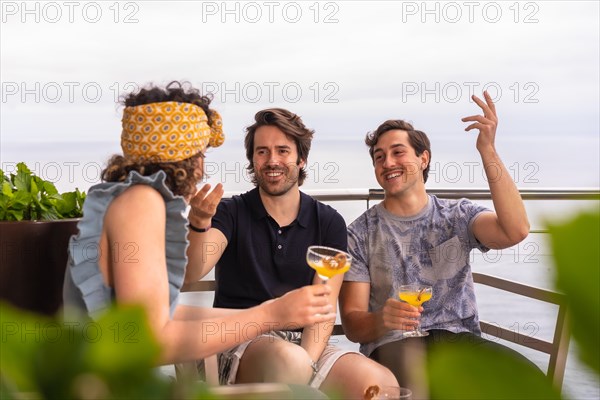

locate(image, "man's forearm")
(481, 147), (530, 242)
(301, 322), (333, 363)
(342, 310), (389, 344)
(184, 228), (222, 283)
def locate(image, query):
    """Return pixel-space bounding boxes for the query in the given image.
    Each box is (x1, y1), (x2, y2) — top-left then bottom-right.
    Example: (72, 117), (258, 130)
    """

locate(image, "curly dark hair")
(102, 81), (213, 198)
(365, 120), (432, 183)
(244, 108), (314, 187)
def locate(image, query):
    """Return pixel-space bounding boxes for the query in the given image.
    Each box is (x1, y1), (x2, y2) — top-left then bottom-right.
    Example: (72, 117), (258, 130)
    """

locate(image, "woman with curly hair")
(63, 81), (335, 364)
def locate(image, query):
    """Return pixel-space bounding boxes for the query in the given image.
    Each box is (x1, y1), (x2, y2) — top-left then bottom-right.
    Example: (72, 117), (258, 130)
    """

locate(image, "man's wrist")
(375, 309), (391, 336)
(188, 222), (211, 233)
(188, 216), (212, 229)
(477, 144), (498, 160)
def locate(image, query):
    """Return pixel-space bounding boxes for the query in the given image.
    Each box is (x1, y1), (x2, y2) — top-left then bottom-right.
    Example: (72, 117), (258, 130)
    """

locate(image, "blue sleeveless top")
(63, 170), (188, 319)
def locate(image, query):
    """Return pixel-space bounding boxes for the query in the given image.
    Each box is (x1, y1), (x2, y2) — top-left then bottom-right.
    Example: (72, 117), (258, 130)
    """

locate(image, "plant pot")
(0, 219), (79, 316)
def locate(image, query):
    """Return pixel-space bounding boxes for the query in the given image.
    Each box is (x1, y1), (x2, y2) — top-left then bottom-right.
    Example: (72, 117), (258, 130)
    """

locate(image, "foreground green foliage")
(428, 340), (560, 399)
(0, 162), (85, 221)
(549, 210), (600, 374)
(0, 304), (214, 399)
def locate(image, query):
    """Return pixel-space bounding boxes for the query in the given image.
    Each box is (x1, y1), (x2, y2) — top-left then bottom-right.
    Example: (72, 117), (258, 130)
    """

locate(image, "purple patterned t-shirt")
(344, 195), (491, 356)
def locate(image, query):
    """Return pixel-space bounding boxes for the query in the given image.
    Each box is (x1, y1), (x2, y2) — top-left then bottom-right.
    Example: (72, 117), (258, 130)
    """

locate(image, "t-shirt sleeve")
(458, 199), (492, 253)
(211, 198), (236, 242)
(323, 210), (348, 252)
(344, 214), (371, 283)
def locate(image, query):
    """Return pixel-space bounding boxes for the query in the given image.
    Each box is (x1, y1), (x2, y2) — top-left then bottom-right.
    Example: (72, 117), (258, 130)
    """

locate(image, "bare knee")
(263, 343), (313, 383)
(356, 360), (399, 393)
(322, 354), (399, 399)
(239, 340), (313, 384)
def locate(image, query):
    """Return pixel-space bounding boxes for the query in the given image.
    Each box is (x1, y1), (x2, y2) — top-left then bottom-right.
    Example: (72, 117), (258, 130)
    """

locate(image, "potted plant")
(0, 163), (86, 315)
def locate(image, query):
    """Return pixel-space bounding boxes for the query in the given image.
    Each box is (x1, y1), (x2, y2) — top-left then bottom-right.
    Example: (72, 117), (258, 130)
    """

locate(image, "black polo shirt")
(211, 187), (347, 309)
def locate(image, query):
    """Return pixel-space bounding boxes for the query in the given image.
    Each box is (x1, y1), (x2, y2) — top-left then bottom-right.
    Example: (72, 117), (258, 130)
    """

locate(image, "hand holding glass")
(398, 284), (432, 337)
(306, 246), (352, 284)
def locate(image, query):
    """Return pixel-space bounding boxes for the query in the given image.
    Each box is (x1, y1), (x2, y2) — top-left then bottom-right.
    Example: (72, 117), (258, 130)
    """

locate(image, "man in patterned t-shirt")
(340, 92), (532, 396)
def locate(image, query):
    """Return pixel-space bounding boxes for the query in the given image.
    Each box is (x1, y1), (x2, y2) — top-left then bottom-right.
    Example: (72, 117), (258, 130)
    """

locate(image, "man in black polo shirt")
(185, 108), (397, 398)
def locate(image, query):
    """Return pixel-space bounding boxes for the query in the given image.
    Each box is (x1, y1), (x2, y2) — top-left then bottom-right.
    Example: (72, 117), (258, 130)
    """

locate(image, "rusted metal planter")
(0, 219), (79, 315)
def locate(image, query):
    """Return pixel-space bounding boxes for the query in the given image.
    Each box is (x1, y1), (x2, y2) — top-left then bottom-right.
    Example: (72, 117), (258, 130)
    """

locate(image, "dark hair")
(244, 108), (314, 186)
(102, 81), (211, 198)
(365, 120), (432, 183)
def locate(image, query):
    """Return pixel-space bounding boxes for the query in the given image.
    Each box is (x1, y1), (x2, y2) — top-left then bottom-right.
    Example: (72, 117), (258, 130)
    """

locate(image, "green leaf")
(0, 169), (8, 184)
(84, 305), (161, 377)
(55, 192), (77, 217)
(78, 306), (170, 399)
(0, 302), (48, 392)
(32, 321), (90, 399)
(548, 211), (600, 374)
(43, 180), (59, 196)
(12, 191), (31, 206)
(428, 341), (561, 399)
(75, 189), (86, 216)
(40, 208), (60, 221)
(13, 163), (32, 192)
(2, 181), (13, 197)
(55, 190), (86, 218)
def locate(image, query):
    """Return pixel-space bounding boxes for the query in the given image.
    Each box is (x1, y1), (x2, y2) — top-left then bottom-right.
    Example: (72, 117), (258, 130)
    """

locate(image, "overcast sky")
(1, 1), (599, 189)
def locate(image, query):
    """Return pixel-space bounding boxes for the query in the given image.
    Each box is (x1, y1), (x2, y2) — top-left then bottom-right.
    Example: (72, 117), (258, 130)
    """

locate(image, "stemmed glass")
(398, 284), (433, 337)
(306, 246), (352, 284)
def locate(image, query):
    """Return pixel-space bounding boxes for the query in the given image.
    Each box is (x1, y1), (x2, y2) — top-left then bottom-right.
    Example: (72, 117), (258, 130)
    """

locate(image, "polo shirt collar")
(246, 187), (312, 228)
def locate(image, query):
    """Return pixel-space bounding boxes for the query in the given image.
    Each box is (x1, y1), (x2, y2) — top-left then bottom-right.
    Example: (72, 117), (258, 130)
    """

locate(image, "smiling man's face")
(373, 129), (429, 198)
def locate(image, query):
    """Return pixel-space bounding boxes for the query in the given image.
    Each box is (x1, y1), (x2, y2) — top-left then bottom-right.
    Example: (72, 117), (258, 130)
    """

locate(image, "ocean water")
(2, 140), (599, 399)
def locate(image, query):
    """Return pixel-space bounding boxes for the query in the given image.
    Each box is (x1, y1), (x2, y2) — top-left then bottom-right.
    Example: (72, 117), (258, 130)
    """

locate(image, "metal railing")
(308, 188), (600, 236)
(307, 187), (600, 205)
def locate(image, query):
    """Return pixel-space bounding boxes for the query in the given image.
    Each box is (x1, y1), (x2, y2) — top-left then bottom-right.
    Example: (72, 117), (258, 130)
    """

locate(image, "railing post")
(548, 306), (571, 391)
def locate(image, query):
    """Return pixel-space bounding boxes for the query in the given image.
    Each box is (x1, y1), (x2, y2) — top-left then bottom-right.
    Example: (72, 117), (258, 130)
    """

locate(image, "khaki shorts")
(217, 330), (360, 388)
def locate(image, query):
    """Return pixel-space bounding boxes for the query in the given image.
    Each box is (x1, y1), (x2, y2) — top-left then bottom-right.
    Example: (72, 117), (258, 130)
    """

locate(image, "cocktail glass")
(398, 284), (432, 337)
(306, 246), (352, 284)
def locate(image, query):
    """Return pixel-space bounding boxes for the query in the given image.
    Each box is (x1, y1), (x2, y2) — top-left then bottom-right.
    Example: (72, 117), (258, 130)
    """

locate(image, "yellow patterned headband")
(121, 101), (224, 163)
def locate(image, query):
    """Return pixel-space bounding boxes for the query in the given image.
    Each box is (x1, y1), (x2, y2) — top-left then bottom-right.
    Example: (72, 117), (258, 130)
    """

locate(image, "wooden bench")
(179, 273), (570, 390)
